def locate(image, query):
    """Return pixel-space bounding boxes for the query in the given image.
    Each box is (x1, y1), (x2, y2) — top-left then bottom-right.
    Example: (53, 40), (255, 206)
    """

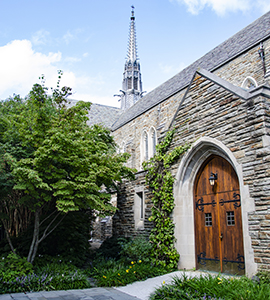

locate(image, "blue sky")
(0, 0), (269, 107)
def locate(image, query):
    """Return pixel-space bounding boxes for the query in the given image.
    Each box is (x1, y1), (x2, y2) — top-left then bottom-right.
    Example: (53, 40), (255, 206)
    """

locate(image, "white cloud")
(62, 29), (84, 45)
(172, 0), (270, 15)
(257, 0), (270, 13)
(63, 31), (74, 45)
(32, 29), (50, 45)
(0, 39), (77, 99)
(64, 56), (82, 63)
(0, 39), (117, 107)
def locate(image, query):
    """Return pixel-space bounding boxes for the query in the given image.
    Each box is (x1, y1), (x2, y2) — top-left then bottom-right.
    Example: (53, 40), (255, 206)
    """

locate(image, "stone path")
(0, 288), (140, 300)
(0, 270), (221, 300)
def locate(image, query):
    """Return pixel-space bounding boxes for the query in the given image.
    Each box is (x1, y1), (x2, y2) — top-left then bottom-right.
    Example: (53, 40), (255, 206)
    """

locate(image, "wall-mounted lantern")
(209, 172), (218, 186)
(258, 42), (266, 75)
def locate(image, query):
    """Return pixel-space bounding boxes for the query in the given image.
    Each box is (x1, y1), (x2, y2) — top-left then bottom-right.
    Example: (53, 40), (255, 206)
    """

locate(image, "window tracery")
(241, 76), (258, 90)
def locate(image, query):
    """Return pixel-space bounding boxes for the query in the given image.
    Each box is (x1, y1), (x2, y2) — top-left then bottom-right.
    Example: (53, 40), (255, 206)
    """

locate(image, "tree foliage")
(143, 129), (190, 269)
(0, 77), (135, 263)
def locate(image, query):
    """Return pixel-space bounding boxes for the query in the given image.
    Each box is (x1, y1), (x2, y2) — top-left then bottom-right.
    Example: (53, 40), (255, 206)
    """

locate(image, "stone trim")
(173, 136), (257, 276)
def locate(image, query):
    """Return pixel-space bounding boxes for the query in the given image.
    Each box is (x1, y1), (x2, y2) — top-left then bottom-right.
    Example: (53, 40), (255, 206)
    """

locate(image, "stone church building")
(87, 9), (270, 276)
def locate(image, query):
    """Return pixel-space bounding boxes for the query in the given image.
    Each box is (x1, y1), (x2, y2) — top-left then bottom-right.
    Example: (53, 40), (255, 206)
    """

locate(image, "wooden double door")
(194, 155), (245, 274)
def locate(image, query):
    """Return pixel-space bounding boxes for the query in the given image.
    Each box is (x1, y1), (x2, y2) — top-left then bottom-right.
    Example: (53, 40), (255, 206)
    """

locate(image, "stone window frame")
(241, 76), (258, 90)
(140, 130), (149, 167)
(134, 186), (145, 230)
(121, 141), (126, 153)
(149, 126), (157, 158)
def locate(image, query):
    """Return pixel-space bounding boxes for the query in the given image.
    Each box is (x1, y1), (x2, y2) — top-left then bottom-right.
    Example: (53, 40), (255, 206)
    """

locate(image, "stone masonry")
(110, 12), (270, 274)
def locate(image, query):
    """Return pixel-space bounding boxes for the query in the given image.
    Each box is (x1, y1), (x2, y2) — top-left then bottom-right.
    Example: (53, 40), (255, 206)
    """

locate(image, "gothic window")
(141, 130), (149, 166)
(128, 78), (132, 89)
(134, 78), (138, 90)
(134, 189), (144, 230)
(149, 127), (157, 158)
(241, 76), (258, 90)
(121, 142), (126, 153)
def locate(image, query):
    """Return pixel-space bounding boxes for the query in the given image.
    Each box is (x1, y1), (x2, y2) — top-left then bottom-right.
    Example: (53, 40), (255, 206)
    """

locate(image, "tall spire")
(127, 6), (138, 63)
(115, 6), (144, 111)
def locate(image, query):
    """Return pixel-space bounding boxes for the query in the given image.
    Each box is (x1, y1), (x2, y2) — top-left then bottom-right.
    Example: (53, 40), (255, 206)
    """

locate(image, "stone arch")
(173, 136), (257, 276)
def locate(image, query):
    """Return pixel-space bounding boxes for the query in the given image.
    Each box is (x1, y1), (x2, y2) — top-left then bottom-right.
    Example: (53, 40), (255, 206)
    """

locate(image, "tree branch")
(1, 219), (15, 253)
(38, 212), (66, 243)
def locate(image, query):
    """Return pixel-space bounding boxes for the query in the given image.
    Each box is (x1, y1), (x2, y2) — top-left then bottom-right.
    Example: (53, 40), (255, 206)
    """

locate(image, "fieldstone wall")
(113, 171), (154, 237)
(214, 39), (270, 87)
(112, 91), (184, 170)
(112, 36), (270, 273)
(169, 72), (270, 272)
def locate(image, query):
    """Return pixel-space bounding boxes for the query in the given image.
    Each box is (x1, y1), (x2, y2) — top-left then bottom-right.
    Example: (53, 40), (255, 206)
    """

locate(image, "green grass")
(149, 273), (270, 300)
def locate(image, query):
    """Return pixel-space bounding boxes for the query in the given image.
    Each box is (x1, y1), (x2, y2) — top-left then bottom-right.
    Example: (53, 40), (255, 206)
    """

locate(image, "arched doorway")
(194, 155), (245, 274)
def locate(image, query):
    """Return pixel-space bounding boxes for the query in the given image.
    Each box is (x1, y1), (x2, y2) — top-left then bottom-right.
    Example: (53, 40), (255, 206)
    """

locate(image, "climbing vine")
(143, 129), (190, 269)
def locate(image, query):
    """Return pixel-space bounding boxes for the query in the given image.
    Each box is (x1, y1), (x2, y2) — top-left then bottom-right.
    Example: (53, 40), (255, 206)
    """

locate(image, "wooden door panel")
(195, 194), (220, 271)
(218, 191), (244, 274)
(194, 155), (245, 275)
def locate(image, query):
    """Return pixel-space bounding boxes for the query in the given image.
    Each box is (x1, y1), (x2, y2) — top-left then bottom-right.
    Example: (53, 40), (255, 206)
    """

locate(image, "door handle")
(220, 232), (223, 240)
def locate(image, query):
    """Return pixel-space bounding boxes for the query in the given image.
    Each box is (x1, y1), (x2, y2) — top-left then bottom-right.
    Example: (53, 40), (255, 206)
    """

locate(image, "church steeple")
(117, 6), (144, 111)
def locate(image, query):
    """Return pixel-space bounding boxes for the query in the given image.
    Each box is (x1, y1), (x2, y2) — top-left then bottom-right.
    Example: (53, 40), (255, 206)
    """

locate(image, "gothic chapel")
(87, 8), (270, 276)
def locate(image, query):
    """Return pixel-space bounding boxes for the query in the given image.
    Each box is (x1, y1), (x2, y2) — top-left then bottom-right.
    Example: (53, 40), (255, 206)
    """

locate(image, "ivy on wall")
(143, 129), (190, 269)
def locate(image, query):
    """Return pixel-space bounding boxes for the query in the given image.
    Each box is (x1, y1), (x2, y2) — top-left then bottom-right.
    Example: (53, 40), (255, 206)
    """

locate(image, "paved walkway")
(0, 270), (216, 300)
(0, 288), (140, 300)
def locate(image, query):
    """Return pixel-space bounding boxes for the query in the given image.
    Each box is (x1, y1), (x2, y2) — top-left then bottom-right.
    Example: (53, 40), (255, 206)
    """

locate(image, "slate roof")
(86, 103), (122, 128)
(111, 10), (270, 131)
(67, 99), (122, 129)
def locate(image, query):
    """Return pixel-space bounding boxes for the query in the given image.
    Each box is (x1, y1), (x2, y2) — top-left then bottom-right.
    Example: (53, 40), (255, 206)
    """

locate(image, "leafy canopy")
(1, 81), (134, 216)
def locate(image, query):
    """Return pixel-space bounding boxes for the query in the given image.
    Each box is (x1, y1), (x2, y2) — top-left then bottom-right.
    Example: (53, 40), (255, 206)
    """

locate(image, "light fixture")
(209, 172), (217, 186)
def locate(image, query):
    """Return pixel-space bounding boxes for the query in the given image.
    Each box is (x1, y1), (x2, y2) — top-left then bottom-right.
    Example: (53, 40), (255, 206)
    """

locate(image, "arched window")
(141, 130), (148, 165)
(149, 127), (157, 158)
(121, 142), (126, 153)
(241, 77), (258, 90)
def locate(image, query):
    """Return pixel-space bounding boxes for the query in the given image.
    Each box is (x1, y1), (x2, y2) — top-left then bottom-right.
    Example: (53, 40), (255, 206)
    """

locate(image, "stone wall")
(112, 91), (184, 170)
(113, 171), (154, 237)
(214, 39), (270, 87)
(112, 35), (270, 273)
(170, 72), (270, 272)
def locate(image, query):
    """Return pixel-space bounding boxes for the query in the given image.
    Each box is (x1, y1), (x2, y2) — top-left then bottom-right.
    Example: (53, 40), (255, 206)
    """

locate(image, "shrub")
(96, 236), (129, 260)
(120, 235), (152, 262)
(0, 252), (33, 281)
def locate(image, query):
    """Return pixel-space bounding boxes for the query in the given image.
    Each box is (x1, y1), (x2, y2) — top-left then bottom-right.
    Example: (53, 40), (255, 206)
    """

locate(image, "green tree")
(0, 95), (34, 253)
(0, 81), (134, 263)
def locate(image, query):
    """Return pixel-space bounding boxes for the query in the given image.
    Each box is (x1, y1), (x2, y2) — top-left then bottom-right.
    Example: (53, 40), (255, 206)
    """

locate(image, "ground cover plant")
(85, 235), (176, 287)
(89, 257), (170, 287)
(0, 252), (90, 294)
(149, 273), (270, 300)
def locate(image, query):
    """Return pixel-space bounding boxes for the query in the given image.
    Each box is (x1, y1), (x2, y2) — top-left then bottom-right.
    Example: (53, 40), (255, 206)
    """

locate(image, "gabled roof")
(111, 10), (270, 131)
(86, 103), (122, 128)
(67, 99), (122, 129)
